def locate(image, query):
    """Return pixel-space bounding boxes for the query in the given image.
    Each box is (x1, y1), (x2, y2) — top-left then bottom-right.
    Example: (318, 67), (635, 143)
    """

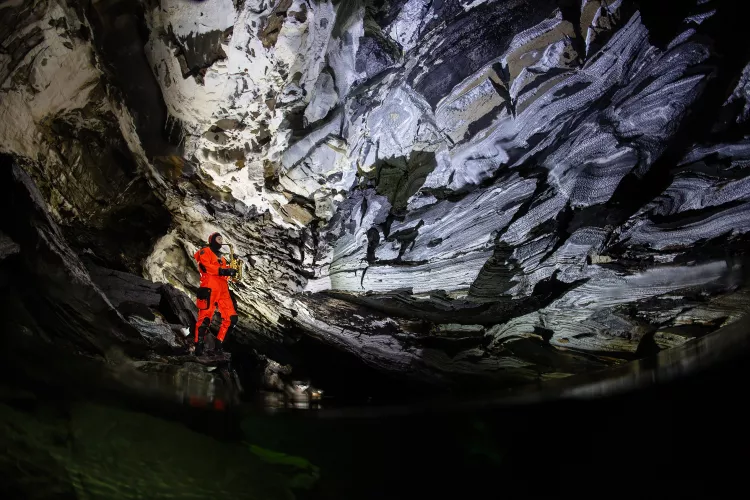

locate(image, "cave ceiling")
(1, 0), (750, 388)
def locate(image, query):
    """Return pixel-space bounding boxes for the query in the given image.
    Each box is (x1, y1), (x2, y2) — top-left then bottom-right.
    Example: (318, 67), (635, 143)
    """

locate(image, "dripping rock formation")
(2, 0), (750, 395)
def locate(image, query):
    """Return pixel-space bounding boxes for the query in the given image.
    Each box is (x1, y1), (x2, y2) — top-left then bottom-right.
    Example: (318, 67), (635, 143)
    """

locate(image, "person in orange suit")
(193, 232), (238, 355)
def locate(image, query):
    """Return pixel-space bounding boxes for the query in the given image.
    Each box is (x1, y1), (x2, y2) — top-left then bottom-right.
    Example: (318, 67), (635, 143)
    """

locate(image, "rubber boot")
(214, 339), (224, 353)
(194, 338), (205, 356)
(194, 319), (210, 356)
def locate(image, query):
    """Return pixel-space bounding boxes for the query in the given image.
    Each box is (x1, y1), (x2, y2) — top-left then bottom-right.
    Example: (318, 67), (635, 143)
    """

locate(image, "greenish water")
(0, 393), (307, 499)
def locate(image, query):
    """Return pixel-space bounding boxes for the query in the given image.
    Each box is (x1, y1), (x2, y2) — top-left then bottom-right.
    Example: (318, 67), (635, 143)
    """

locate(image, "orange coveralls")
(194, 246), (238, 343)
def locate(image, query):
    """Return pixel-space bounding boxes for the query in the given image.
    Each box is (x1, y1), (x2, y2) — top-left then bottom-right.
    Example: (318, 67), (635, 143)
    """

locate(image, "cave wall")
(0, 0), (171, 273)
(2, 0), (750, 388)
(0, 152), (249, 408)
(0, 157), (146, 356)
(137, 0), (750, 383)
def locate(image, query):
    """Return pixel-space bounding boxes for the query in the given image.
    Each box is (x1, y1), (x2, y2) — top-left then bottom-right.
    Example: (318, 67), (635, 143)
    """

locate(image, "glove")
(218, 268), (237, 277)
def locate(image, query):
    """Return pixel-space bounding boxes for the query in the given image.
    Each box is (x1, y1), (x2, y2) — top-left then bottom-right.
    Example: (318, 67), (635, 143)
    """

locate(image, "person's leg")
(194, 301), (216, 355)
(216, 288), (238, 346)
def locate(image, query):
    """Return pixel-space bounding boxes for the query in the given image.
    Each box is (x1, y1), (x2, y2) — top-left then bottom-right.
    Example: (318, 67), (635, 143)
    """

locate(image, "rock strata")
(1, 0), (749, 391)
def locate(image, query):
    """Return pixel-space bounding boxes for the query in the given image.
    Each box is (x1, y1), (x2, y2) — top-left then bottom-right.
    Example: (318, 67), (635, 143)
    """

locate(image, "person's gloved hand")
(219, 268), (237, 277)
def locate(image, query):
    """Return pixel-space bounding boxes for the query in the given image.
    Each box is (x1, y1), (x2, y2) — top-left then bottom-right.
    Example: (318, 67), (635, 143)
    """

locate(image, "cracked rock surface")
(1, 0), (750, 392)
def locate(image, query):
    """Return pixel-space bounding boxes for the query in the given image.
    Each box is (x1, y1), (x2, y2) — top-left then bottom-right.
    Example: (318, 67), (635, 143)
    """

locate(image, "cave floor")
(2, 316), (750, 499)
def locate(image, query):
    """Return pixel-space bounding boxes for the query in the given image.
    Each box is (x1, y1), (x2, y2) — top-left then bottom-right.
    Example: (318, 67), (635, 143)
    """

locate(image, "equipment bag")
(196, 287), (212, 310)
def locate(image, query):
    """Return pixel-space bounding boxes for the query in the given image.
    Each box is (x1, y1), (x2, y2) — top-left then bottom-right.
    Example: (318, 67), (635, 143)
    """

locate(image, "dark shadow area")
(1, 313), (749, 498)
(285, 331), (441, 403)
(83, 0), (182, 157)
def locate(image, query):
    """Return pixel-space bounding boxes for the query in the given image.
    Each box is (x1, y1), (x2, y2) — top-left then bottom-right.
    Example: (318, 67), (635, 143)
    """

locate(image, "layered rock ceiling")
(2, 0), (750, 390)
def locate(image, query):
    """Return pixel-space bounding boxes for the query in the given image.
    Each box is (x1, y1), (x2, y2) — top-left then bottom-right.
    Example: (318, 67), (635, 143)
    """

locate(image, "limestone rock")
(2, 0), (750, 391)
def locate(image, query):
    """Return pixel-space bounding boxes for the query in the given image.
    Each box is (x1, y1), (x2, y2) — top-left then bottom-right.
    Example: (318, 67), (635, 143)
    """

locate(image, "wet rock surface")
(1, 0), (750, 393)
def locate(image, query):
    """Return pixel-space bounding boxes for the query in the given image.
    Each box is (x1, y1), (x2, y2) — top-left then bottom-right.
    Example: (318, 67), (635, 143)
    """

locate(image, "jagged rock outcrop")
(0, 0), (171, 273)
(0, 160), (145, 354)
(0, 155), (242, 403)
(2, 0), (750, 391)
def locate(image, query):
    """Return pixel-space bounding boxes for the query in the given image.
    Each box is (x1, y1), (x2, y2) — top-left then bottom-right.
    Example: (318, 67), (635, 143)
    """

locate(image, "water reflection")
(311, 314), (750, 418)
(110, 313), (750, 416)
(3, 312), (749, 419)
(261, 382), (325, 411)
(558, 314), (747, 400)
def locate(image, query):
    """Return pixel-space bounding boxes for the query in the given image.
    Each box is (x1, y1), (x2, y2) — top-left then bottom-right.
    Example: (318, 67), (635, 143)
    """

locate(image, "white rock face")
(0, 1), (100, 159)
(303, 71), (337, 125)
(159, 0), (237, 37)
(3, 0), (750, 386)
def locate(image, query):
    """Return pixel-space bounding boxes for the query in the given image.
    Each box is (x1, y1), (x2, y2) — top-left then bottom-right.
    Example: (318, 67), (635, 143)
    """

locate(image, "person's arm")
(197, 251), (237, 277)
(217, 258), (237, 276)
